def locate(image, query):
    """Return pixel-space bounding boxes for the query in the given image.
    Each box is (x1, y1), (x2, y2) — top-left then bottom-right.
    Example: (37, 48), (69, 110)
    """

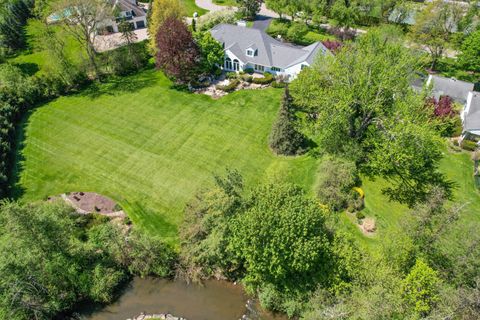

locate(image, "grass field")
(11, 64), (480, 248)
(9, 20), (85, 76)
(13, 70), (319, 244)
(181, 0), (208, 16)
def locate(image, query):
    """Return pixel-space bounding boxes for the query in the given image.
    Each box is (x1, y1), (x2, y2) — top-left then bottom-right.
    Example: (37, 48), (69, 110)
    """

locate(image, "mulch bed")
(66, 192), (120, 214)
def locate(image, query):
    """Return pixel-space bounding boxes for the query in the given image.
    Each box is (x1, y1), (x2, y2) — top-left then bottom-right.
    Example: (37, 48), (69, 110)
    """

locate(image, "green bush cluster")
(0, 200), (176, 319)
(216, 79), (240, 92)
(0, 64), (87, 198)
(252, 72), (274, 84)
(461, 139), (478, 151)
(266, 20), (332, 45)
(180, 171), (361, 317)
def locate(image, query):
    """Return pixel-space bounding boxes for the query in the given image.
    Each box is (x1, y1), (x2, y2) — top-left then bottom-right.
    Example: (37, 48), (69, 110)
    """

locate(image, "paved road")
(252, 15), (272, 31)
(195, 0), (279, 19)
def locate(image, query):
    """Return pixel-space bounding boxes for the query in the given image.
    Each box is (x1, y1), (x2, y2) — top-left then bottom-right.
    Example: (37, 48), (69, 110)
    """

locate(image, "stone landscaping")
(129, 313), (186, 320)
(194, 73), (277, 99)
(51, 192), (125, 217)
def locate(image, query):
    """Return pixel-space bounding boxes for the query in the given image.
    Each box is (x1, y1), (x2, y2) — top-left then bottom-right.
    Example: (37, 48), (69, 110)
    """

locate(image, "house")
(462, 91), (480, 140)
(99, 0), (147, 33)
(426, 74), (475, 104)
(210, 23), (330, 80)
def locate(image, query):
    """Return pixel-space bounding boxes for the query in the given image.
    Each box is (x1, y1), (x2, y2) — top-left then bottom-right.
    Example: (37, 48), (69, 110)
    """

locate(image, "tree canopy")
(291, 29), (451, 206)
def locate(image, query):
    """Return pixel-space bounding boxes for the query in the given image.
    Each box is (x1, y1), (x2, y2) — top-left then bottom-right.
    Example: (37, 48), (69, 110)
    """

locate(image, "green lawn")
(8, 20), (85, 76)
(13, 70), (319, 245)
(354, 148), (480, 251)
(181, 0), (208, 16)
(213, 0), (237, 6)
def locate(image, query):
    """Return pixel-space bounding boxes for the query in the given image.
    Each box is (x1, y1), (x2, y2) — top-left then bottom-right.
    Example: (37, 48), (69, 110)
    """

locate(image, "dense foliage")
(236, 0), (262, 20)
(315, 156), (359, 211)
(148, 0), (184, 53)
(268, 87), (306, 156)
(291, 29), (451, 207)
(0, 200), (175, 319)
(194, 31), (224, 75)
(0, 64), (40, 198)
(458, 30), (480, 73)
(180, 171), (363, 317)
(0, 0), (34, 54)
(155, 17), (201, 84)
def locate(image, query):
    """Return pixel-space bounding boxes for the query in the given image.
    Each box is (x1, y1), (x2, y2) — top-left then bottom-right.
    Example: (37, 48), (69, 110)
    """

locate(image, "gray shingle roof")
(113, 0), (146, 17)
(427, 75), (475, 104)
(210, 24), (329, 69)
(464, 92), (480, 133)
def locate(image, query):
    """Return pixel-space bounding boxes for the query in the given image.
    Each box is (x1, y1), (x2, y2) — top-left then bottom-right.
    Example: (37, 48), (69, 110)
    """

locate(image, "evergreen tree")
(268, 87), (306, 156)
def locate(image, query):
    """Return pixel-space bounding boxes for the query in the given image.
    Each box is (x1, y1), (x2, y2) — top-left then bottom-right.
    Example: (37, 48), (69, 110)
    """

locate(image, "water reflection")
(78, 277), (286, 320)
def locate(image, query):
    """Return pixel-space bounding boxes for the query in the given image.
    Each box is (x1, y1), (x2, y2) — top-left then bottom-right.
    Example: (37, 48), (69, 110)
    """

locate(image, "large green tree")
(230, 183), (332, 292)
(291, 29), (451, 206)
(458, 30), (480, 72)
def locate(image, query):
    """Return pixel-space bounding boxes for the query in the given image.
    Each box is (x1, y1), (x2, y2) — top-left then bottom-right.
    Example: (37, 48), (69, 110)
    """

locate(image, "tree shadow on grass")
(8, 109), (34, 200)
(13, 62), (40, 76)
(79, 69), (160, 100)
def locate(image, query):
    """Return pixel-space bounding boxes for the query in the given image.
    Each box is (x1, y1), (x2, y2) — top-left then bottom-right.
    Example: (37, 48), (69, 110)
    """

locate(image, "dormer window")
(246, 49), (254, 57)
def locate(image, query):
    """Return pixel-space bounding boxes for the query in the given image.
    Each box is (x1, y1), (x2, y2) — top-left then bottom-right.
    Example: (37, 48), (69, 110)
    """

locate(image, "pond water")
(78, 277), (287, 320)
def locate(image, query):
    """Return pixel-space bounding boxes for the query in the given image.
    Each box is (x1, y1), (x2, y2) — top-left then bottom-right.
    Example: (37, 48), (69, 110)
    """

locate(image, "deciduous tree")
(148, 0), (184, 52)
(409, 0), (464, 70)
(291, 29), (451, 206)
(155, 17), (200, 84)
(55, 0), (113, 79)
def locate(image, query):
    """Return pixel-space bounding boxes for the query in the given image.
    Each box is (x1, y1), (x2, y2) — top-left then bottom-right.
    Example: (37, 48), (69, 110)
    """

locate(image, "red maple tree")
(155, 17), (200, 84)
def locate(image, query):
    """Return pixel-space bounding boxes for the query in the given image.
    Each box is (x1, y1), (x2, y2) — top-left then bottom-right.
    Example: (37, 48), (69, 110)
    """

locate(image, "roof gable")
(210, 24), (329, 69)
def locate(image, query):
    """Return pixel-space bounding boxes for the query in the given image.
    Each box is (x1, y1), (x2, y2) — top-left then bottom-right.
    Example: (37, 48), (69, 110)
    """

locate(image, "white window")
(271, 67), (281, 72)
(125, 11), (132, 17)
(301, 64), (308, 70)
(233, 59), (240, 71)
(225, 57), (232, 70)
(246, 49), (254, 57)
(255, 64), (264, 72)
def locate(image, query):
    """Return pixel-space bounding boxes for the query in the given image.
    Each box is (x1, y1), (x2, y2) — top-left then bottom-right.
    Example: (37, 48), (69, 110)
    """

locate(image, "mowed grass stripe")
(15, 70), (318, 244)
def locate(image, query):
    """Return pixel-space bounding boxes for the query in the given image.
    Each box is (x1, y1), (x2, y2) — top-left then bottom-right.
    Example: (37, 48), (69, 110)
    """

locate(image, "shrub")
(252, 72), (274, 84)
(286, 23), (309, 43)
(244, 67), (254, 74)
(271, 80), (287, 88)
(322, 40), (343, 53)
(266, 19), (289, 39)
(196, 9), (237, 31)
(315, 156), (359, 211)
(216, 79), (239, 92)
(328, 26), (356, 41)
(461, 139), (478, 151)
(226, 72), (237, 79)
(240, 74), (253, 82)
(356, 211), (365, 220)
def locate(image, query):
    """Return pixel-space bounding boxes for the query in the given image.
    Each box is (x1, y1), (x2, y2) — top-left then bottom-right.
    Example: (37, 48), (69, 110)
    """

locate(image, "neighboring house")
(99, 0), (147, 34)
(461, 91), (480, 140)
(426, 74), (475, 104)
(210, 23), (330, 80)
(47, 0), (147, 34)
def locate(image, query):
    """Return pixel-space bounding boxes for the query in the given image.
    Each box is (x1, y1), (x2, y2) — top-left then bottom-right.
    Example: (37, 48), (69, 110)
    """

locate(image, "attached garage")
(135, 20), (146, 29)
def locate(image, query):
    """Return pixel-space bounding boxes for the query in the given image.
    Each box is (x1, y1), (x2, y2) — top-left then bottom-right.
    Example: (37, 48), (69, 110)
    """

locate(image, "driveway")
(252, 15), (272, 31)
(94, 28), (148, 52)
(195, 0), (279, 19)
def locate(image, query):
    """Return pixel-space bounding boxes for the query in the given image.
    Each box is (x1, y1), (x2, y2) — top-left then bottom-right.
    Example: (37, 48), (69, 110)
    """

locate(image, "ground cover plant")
(12, 69), (318, 244)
